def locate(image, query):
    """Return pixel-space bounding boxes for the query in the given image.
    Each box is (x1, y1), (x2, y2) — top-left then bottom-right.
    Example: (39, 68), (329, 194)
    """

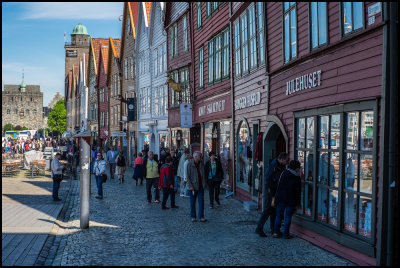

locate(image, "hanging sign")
(286, 70), (322, 96)
(180, 103), (192, 128)
(127, 98), (136, 121)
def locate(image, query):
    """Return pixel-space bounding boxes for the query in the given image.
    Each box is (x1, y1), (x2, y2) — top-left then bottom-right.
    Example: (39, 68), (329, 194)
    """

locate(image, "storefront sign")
(198, 100), (226, 117)
(368, 3), (381, 17)
(286, 70), (322, 96)
(180, 103), (192, 128)
(234, 92), (261, 111)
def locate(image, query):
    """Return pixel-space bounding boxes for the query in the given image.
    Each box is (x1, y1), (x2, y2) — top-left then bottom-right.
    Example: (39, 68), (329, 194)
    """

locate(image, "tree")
(2, 123), (13, 135)
(47, 99), (66, 139)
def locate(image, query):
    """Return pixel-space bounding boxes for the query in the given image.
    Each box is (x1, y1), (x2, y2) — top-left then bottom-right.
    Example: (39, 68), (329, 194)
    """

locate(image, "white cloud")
(19, 2), (123, 20)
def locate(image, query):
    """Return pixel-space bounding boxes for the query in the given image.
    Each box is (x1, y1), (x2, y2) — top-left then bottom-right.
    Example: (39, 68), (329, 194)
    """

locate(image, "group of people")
(91, 146), (225, 223)
(52, 141), (302, 237)
(2, 137), (44, 153)
(255, 152), (302, 239)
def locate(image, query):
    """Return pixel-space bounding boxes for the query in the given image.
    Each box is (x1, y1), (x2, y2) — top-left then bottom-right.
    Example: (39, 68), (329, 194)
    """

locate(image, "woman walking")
(272, 160), (302, 239)
(133, 152), (145, 186)
(94, 152), (107, 199)
(115, 151), (127, 184)
(204, 152), (224, 208)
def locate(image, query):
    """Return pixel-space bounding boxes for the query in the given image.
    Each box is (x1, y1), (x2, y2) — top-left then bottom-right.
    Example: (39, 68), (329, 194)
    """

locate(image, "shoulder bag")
(96, 163), (107, 183)
(271, 171), (284, 208)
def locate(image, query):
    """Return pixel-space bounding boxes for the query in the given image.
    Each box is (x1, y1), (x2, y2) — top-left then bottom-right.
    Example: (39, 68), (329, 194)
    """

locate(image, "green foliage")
(2, 123), (13, 135)
(47, 99), (66, 138)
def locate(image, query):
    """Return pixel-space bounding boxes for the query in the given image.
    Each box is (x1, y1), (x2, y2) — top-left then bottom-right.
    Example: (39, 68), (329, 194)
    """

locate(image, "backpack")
(117, 155), (125, 166)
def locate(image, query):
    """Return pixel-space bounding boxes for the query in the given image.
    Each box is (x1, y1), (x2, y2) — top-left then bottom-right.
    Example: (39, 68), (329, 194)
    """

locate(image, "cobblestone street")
(41, 167), (355, 266)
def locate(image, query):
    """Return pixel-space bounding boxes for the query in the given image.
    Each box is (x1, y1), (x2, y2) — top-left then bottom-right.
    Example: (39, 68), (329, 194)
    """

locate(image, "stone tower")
(64, 23), (90, 77)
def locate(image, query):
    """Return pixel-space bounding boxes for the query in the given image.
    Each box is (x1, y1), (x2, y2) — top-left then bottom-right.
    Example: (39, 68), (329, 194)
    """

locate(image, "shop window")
(237, 120), (252, 189)
(342, 2), (364, 36)
(310, 2), (328, 50)
(295, 103), (375, 241)
(283, 2), (297, 63)
(219, 121), (231, 188)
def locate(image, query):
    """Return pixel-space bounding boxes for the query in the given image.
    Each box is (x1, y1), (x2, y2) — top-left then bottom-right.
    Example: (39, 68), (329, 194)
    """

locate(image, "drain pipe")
(229, 3), (235, 197)
(386, 1), (398, 265)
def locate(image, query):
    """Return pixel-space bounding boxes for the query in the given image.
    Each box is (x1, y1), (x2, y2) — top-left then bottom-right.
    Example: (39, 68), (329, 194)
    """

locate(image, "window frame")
(309, 2), (329, 52)
(293, 100), (378, 246)
(340, 2), (365, 38)
(197, 2), (202, 29)
(282, 2), (298, 64)
(198, 46), (204, 90)
(183, 14), (188, 52)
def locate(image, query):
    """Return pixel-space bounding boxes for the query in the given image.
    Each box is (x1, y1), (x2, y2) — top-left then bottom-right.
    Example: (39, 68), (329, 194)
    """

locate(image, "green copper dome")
(71, 23), (89, 36)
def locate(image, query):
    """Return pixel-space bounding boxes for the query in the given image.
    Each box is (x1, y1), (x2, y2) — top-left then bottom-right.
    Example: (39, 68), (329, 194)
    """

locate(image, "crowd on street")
(83, 144), (302, 239)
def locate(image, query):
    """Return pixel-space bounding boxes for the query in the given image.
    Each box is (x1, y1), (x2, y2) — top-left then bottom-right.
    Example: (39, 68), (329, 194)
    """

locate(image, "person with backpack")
(106, 146), (118, 180)
(204, 152), (224, 209)
(115, 150), (127, 184)
(158, 156), (179, 210)
(255, 152), (289, 237)
(272, 160), (301, 239)
(133, 152), (145, 186)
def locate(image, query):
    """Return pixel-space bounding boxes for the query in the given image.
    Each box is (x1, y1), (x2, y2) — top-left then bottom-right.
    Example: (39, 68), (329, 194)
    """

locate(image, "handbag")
(101, 173), (108, 183)
(271, 171), (284, 208)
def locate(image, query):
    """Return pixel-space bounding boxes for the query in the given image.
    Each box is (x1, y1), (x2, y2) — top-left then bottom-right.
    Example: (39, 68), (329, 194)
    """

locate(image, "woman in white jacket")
(94, 152), (107, 199)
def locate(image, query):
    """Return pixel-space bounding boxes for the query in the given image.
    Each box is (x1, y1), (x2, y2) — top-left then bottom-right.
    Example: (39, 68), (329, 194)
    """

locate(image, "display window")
(237, 120), (252, 189)
(219, 121), (231, 189)
(294, 101), (376, 241)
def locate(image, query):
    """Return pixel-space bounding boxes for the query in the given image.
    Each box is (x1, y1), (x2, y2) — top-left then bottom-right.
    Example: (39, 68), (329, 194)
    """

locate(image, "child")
(133, 152), (144, 186)
(158, 156), (179, 210)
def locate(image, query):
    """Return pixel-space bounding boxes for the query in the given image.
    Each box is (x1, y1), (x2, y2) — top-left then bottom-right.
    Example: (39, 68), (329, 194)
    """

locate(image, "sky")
(2, 2), (124, 106)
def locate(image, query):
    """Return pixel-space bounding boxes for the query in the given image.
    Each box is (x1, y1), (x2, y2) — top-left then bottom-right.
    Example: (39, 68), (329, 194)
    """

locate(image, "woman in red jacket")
(158, 156), (179, 210)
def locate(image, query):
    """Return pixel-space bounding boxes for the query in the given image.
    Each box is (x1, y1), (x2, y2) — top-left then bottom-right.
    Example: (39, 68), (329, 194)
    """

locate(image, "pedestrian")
(177, 149), (190, 197)
(133, 152), (144, 186)
(255, 152), (289, 237)
(159, 150), (167, 166)
(170, 150), (180, 193)
(51, 153), (64, 201)
(94, 152), (107, 199)
(141, 150), (148, 161)
(272, 160), (301, 239)
(186, 151), (208, 222)
(158, 156), (179, 210)
(204, 152), (224, 209)
(115, 150), (127, 184)
(90, 146), (96, 174)
(144, 151), (161, 204)
(106, 146), (118, 180)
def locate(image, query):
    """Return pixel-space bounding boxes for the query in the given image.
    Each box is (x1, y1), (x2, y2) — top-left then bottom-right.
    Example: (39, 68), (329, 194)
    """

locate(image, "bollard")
(80, 137), (90, 229)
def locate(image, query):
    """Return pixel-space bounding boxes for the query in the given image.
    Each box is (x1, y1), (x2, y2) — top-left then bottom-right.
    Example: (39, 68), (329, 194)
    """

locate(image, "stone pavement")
(2, 169), (71, 266)
(42, 166), (355, 266)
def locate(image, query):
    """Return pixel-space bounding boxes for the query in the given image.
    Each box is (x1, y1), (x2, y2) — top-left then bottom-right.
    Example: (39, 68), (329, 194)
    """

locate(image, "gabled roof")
(143, 2), (151, 27)
(90, 38), (109, 75)
(110, 37), (121, 59)
(100, 45), (110, 74)
(149, 2), (167, 45)
(129, 2), (139, 39)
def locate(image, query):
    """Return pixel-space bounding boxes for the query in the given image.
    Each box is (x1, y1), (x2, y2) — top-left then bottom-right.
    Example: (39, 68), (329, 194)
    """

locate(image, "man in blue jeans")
(51, 153), (64, 201)
(186, 151), (208, 222)
(94, 152), (107, 199)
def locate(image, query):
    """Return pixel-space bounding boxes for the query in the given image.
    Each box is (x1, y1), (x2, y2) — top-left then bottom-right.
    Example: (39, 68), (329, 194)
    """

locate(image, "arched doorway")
(263, 123), (287, 167)
(236, 119), (252, 191)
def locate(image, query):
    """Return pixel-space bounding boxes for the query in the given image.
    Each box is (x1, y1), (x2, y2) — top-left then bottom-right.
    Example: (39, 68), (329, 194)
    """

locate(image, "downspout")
(386, 1), (398, 265)
(189, 3), (195, 141)
(229, 3), (235, 196)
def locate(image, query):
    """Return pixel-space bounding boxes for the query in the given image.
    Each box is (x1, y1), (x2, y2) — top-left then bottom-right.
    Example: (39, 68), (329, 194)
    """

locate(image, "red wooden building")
(96, 42), (110, 146)
(229, 2), (397, 266)
(191, 2), (233, 191)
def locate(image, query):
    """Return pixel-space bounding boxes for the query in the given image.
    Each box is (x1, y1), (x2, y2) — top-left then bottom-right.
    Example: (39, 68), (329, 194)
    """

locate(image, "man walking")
(106, 146), (118, 180)
(255, 152), (289, 237)
(186, 151), (208, 222)
(144, 151), (161, 204)
(51, 153), (64, 201)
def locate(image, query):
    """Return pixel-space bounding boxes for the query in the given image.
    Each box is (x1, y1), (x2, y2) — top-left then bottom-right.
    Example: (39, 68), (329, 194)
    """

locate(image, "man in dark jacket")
(255, 152), (289, 237)
(273, 160), (301, 239)
(204, 152), (224, 209)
